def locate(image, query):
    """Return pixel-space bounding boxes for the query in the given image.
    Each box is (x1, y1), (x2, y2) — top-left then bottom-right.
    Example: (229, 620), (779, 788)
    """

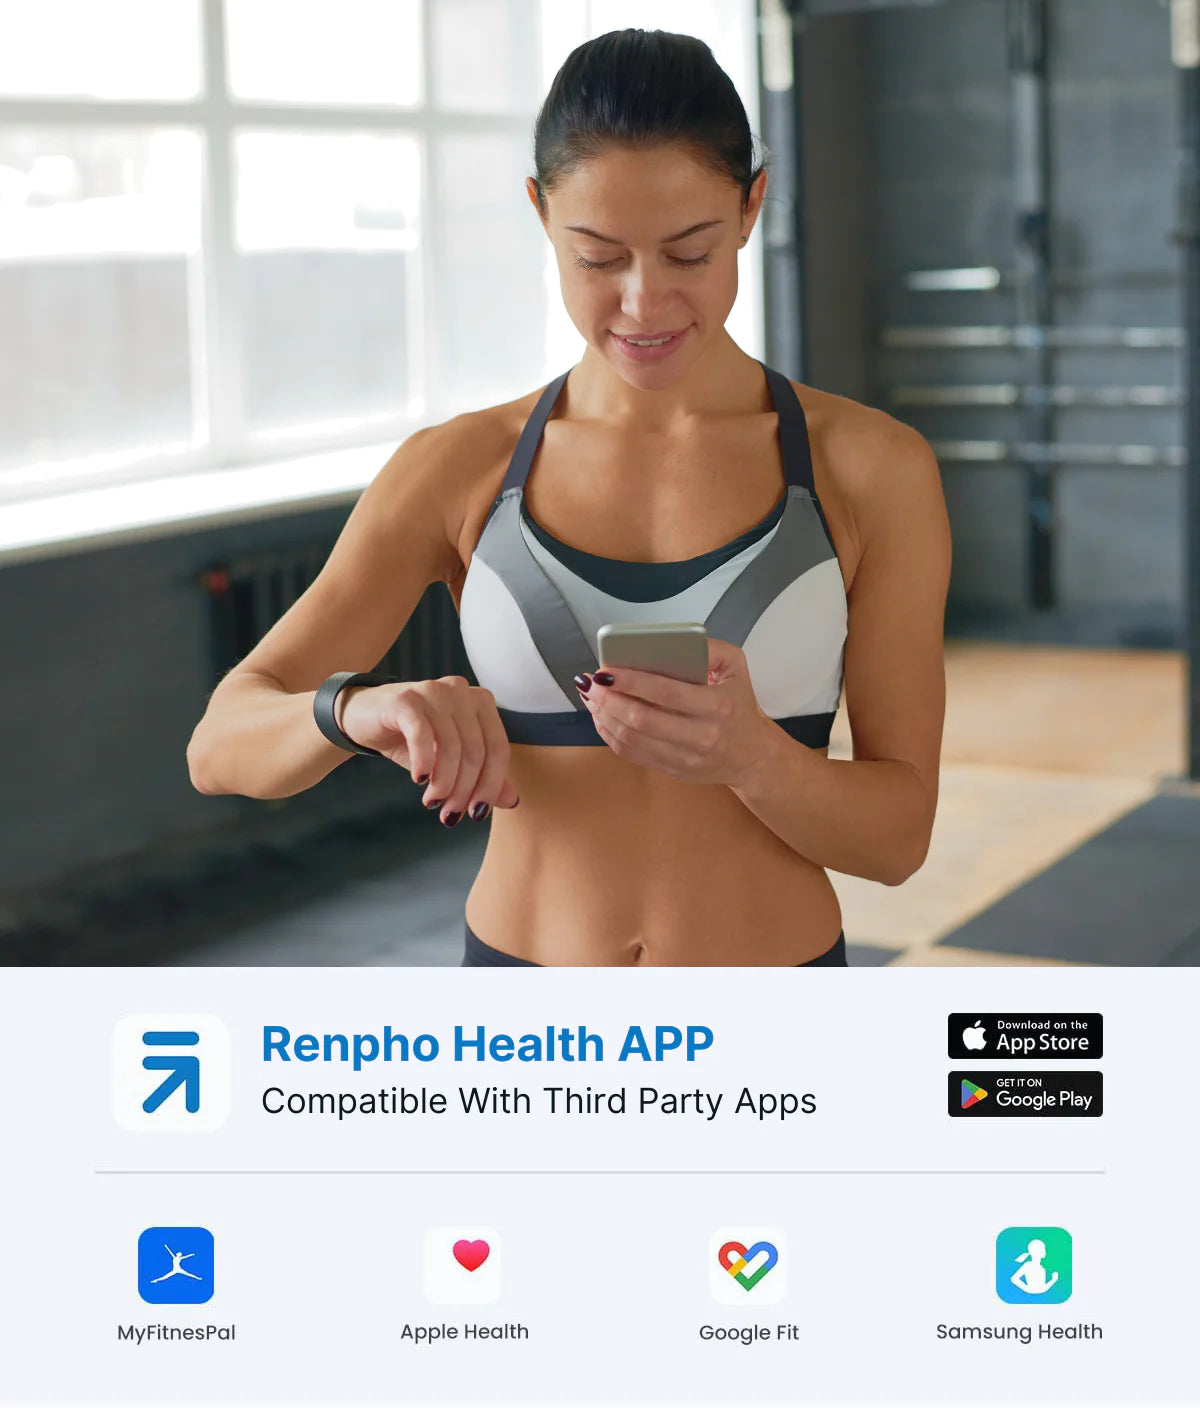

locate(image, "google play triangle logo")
(961, 1079), (988, 1109)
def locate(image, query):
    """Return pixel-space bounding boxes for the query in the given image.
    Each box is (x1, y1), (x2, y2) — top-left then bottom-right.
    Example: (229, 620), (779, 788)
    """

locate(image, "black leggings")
(461, 921), (849, 967)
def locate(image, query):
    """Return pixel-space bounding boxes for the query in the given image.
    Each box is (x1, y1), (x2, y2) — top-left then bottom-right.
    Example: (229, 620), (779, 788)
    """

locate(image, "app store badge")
(709, 1227), (786, 1305)
(948, 1014), (1103, 1061)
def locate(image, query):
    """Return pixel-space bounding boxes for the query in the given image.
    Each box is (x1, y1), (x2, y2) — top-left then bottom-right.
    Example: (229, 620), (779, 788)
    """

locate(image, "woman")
(1009, 1240), (1059, 1297)
(187, 29), (951, 968)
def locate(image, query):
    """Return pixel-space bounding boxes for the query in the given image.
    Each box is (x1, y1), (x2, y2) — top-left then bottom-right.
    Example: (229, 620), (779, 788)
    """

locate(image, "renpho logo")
(111, 1015), (231, 1132)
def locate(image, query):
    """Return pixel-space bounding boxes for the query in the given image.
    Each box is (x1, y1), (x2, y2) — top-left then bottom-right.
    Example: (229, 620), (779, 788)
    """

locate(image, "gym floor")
(173, 641), (1198, 968)
(828, 642), (1197, 966)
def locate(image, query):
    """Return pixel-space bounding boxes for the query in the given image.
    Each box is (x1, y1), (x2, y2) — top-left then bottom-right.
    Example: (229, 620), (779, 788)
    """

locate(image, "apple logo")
(962, 1021), (988, 1051)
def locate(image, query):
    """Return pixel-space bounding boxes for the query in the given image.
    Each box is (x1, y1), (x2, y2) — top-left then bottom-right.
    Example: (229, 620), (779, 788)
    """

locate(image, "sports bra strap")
(499, 369), (571, 495)
(497, 361), (816, 497)
(759, 361), (817, 494)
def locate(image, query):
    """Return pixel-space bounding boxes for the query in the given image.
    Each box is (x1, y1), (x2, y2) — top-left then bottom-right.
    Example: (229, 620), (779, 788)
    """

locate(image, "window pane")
(0, 128), (201, 490)
(431, 0), (540, 113)
(428, 133), (546, 406)
(226, 0), (421, 107)
(0, 0), (200, 100)
(235, 130), (419, 432)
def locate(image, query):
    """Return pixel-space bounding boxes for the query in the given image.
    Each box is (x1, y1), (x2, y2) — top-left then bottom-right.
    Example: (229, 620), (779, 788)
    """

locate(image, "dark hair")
(531, 29), (766, 217)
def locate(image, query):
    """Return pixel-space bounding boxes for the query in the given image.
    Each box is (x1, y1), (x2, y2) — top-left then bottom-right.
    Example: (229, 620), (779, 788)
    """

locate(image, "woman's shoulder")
(785, 378), (944, 542)
(384, 388), (535, 498)
(377, 385), (545, 575)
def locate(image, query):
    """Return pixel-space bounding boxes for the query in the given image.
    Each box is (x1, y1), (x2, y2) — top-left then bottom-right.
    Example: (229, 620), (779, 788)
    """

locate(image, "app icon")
(138, 1227), (215, 1304)
(961, 1078), (988, 1109)
(453, 1239), (490, 1271)
(962, 1020), (988, 1051)
(996, 1226), (1072, 1304)
(423, 1227), (500, 1305)
(708, 1226), (787, 1305)
(112, 1015), (231, 1132)
(719, 1239), (778, 1289)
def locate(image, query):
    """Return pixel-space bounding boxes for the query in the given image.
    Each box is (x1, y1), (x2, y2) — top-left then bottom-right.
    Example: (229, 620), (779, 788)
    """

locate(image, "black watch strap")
(313, 671), (401, 757)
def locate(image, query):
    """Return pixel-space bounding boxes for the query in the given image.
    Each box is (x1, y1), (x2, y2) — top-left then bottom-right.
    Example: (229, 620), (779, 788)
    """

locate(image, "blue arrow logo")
(142, 1031), (201, 1114)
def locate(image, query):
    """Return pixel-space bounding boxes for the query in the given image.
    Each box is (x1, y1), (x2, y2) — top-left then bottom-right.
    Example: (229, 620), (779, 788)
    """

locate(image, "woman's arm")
(186, 418), (473, 801)
(727, 419), (951, 884)
(577, 414), (950, 886)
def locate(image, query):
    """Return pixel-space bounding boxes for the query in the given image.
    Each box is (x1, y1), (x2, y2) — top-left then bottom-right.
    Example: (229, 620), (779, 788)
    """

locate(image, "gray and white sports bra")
(458, 360), (847, 747)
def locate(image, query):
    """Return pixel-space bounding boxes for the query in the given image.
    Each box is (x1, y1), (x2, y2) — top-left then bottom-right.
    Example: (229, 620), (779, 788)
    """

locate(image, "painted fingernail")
(424, 797), (444, 810)
(415, 772), (430, 785)
(469, 802), (492, 821)
(441, 811), (463, 827)
(592, 671), (614, 686)
(573, 672), (592, 694)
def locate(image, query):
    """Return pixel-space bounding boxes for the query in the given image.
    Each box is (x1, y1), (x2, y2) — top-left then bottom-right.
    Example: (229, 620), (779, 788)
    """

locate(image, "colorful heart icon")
(718, 1238), (779, 1290)
(452, 1239), (490, 1272)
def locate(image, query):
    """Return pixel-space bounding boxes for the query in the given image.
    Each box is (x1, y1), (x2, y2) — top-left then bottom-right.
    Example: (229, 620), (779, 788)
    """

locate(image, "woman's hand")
(337, 676), (519, 824)
(576, 637), (775, 788)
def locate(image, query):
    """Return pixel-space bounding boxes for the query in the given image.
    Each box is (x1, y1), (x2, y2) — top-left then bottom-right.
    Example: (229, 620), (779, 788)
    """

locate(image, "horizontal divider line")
(94, 1167), (1106, 1176)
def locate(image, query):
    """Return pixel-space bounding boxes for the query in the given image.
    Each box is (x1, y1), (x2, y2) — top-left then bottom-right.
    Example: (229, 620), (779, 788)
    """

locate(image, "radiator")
(198, 540), (474, 688)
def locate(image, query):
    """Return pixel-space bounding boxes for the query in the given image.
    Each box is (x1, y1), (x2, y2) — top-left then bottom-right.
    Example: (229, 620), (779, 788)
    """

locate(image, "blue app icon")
(141, 1030), (201, 1114)
(138, 1227), (215, 1304)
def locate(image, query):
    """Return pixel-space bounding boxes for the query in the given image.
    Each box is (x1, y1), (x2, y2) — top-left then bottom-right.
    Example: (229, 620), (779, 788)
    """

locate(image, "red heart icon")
(453, 1239), (490, 1272)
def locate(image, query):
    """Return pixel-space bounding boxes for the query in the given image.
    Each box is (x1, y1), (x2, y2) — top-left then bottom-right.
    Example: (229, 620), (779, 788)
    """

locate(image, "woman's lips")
(610, 328), (689, 361)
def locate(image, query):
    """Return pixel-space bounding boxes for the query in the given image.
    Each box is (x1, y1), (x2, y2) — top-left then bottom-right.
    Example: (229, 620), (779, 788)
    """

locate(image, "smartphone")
(596, 621), (709, 685)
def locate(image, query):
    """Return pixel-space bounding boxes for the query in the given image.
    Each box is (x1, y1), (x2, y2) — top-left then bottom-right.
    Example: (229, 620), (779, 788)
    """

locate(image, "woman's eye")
(572, 252), (712, 271)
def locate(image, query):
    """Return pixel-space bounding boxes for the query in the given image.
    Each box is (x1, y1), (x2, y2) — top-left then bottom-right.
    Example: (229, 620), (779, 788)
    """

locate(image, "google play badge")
(961, 1079), (988, 1110)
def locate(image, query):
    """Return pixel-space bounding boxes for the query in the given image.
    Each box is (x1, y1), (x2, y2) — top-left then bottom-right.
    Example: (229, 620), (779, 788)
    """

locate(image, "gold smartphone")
(596, 621), (709, 685)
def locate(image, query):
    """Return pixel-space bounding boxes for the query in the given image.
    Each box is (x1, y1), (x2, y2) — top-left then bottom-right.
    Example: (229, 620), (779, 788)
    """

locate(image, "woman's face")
(527, 144), (764, 385)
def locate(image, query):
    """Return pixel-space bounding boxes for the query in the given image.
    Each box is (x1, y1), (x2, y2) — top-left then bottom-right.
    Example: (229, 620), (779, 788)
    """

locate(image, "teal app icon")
(996, 1226), (1072, 1304)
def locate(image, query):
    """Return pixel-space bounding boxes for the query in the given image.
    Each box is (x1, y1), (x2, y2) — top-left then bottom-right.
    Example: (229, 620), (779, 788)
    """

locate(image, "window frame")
(0, 0), (764, 561)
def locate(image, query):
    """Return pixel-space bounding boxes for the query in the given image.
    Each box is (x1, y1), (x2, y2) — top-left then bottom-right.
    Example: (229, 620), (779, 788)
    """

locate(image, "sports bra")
(457, 360), (847, 747)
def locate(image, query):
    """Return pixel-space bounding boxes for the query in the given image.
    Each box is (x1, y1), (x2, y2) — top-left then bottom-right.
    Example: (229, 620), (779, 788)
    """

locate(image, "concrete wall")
(0, 506), (436, 946)
(802, 0), (1182, 643)
(800, 13), (872, 406)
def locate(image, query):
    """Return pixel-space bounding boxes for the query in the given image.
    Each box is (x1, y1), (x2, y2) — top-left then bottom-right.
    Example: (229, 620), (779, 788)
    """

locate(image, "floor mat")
(933, 794), (1200, 965)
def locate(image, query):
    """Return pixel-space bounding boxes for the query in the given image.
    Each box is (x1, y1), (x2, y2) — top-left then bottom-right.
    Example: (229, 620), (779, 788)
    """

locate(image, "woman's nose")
(618, 262), (676, 320)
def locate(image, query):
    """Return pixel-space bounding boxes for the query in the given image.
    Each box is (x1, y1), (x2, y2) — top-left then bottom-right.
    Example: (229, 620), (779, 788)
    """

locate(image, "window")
(0, 0), (761, 509)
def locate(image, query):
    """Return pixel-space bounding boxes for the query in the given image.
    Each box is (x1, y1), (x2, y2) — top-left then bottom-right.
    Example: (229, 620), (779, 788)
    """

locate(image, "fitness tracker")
(312, 671), (401, 757)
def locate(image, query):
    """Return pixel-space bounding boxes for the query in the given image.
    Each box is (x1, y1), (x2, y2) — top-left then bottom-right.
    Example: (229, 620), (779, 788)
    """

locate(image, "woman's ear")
(525, 176), (547, 229)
